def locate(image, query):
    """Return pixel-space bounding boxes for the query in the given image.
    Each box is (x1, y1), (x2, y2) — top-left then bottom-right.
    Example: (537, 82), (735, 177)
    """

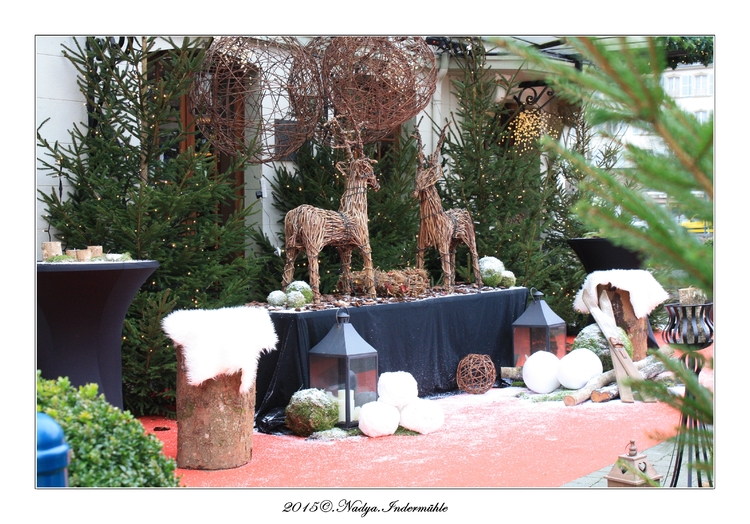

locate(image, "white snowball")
(557, 349), (604, 390)
(358, 401), (400, 438)
(377, 371), (419, 409)
(399, 398), (444, 435)
(522, 351), (561, 394)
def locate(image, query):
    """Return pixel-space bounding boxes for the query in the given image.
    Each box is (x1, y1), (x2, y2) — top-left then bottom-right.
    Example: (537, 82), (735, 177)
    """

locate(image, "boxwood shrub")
(36, 371), (180, 487)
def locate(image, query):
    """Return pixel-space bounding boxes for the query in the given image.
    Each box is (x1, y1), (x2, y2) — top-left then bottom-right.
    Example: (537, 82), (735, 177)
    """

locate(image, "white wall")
(35, 36), (86, 261)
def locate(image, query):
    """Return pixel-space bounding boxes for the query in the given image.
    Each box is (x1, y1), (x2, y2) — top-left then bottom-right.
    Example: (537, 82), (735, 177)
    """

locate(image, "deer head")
(331, 116), (380, 192)
(413, 122), (449, 197)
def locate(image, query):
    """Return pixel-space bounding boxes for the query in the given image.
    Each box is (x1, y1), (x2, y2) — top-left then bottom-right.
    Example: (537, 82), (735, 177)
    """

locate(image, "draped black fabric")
(255, 287), (528, 432)
(37, 261), (159, 410)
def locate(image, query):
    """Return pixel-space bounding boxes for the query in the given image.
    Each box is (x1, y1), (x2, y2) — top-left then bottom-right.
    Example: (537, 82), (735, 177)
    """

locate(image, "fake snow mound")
(399, 398), (444, 434)
(358, 402), (400, 438)
(377, 371), (418, 409)
(360, 371), (445, 437)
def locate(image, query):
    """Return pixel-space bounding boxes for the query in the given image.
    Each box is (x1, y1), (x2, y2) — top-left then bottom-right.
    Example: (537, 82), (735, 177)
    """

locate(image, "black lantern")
(512, 288), (567, 366)
(309, 308), (378, 428)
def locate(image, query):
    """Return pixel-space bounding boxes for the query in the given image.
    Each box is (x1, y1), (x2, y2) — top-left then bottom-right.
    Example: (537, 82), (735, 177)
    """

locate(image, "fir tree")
(498, 36), (714, 485)
(440, 38), (586, 327)
(37, 37), (261, 415)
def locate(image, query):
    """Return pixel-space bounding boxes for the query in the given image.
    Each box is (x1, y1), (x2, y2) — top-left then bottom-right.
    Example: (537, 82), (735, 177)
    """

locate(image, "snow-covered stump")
(175, 348), (255, 469)
(574, 270), (669, 362)
(162, 307), (278, 470)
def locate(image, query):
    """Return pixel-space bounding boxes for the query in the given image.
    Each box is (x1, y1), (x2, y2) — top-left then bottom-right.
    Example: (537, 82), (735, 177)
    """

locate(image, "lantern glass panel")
(513, 326), (531, 366)
(309, 353), (377, 428)
(549, 324), (567, 359)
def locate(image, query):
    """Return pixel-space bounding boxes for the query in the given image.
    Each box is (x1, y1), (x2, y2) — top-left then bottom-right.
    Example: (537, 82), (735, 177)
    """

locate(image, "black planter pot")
(567, 237), (644, 273)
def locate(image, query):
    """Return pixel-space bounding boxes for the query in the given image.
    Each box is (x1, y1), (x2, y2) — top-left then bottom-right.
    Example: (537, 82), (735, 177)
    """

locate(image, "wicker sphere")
(456, 354), (497, 394)
(321, 36), (437, 142)
(190, 36), (323, 163)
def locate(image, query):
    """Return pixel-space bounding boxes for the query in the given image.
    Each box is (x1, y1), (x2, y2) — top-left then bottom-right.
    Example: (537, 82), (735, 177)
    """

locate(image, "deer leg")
(471, 247), (483, 287)
(338, 247), (354, 295)
(360, 243), (376, 299)
(282, 247), (299, 290)
(449, 248), (457, 290)
(465, 235), (483, 287)
(439, 243), (454, 292)
(415, 231), (426, 270)
(307, 250), (322, 303)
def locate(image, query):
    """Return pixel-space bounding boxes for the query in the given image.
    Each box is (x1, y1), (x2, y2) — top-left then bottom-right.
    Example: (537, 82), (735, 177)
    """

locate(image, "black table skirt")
(255, 287), (528, 431)
(37, 261), (159, 409)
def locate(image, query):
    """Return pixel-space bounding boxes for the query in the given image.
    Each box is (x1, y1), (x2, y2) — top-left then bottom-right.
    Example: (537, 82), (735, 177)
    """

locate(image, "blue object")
(37, 412), (70, 487)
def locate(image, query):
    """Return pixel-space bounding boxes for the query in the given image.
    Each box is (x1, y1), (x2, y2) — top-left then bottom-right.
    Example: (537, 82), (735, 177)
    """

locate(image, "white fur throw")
(573, 270), (669, 319)
(161, 306), (278, 394)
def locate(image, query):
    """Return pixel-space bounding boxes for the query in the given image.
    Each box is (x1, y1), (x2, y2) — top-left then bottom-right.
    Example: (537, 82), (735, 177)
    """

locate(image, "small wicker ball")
(456, 354), (497, 394)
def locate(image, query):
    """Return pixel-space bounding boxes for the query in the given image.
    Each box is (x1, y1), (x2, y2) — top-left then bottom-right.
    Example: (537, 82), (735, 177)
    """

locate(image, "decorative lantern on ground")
(309, 308), (378, 428)
(604, 440), (662, 487)
(512, 288), (567, 366)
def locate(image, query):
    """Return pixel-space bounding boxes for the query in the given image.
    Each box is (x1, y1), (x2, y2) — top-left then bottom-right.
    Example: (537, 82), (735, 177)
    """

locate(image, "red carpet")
(141, 342), (712, 488)
(142, 396), (679, 488)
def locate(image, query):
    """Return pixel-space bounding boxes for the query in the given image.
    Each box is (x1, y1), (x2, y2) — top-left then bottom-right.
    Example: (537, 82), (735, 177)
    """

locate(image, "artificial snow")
(358, 401), (401, 438)
(399, 398), (445, 434)
(556, 348), (603, 390)
(522, 351), (561, 394)
(377, 371), (419, 409)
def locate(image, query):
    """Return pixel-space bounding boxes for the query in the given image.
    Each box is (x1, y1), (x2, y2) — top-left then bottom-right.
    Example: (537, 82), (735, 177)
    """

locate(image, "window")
(695, 74), (714, 96)
(681, 75), (692, 97)
(695, 110), (710, 124)
(664, 76), (680, 97)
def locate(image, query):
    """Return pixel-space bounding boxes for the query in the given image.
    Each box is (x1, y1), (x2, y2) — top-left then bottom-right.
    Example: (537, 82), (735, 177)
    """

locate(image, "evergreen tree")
(498, 36), (714, 484)
(37, 37), (261, 415)
(440, 38), (587, 328)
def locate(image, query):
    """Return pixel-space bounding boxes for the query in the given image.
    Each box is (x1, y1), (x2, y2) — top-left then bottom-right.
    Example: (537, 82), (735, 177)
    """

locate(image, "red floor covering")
(141, 343), (713, 489)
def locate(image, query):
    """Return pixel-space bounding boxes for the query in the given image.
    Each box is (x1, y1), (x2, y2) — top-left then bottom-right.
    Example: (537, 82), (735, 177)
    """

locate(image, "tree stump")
(175, 344), (255, 470)
(598, 284), (648, 361)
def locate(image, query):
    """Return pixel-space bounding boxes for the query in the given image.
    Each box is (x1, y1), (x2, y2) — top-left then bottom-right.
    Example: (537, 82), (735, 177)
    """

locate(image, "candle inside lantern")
(337, 390), (346, 423)
(337, 389), (356, 423)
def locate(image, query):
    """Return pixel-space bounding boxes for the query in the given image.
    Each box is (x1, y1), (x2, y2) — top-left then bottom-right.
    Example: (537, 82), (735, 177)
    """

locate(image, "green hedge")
(36, 372), (180, 487)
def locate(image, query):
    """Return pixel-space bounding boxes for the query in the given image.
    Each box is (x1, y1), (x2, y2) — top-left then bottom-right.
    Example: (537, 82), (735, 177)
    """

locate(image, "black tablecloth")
(37, 261), (159, 409)
(255, 287), (528, 430)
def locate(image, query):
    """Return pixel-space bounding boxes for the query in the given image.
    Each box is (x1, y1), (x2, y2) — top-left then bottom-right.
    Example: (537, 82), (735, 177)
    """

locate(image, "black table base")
(255, 287), (528, 433)
(37, 261), (159, 410)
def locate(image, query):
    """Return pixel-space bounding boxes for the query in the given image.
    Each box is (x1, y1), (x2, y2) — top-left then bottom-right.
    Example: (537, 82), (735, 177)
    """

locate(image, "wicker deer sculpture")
(282, 122), (379, 303)
(413, 124), (482, 291)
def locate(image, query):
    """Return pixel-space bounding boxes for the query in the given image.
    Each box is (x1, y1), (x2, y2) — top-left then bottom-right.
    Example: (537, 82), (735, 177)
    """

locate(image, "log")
(499, 366), (524, 381)
(591, 384), (619, 403)
(599, 284), (648, 361)
(175, 344), (255, 469)
(564, 346), (674, 406)
(590, 358), (670, 403)
(564, 369), (616, 406)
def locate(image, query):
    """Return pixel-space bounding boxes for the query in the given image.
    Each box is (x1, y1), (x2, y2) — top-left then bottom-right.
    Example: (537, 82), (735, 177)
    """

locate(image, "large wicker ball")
(321, 36), (436, 142)
(285, 388), (339, 437)
(456, 354), (497, 394)
(190, 36), (323, 163)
